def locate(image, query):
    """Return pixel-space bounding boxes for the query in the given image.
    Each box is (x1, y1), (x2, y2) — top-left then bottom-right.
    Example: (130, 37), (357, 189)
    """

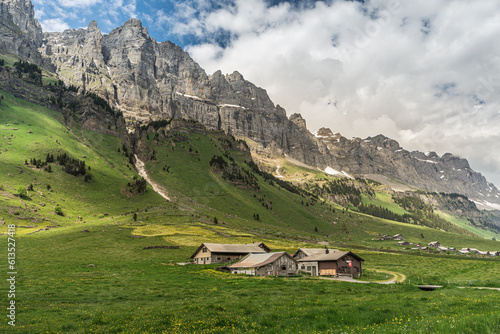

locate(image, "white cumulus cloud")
(39, 18), (70, 32)
(57, 0), (102, 8)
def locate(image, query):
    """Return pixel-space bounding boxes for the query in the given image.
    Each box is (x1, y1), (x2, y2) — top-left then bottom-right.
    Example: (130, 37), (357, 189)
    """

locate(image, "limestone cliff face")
(40, 19), (325, 166)
(42, 21), (113, 97)
(0, 0), (42, 63)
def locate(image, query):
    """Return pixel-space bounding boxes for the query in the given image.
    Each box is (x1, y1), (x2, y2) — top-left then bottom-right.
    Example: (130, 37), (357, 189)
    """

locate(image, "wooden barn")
(190, 242), (270, 264)
(228, 252), (297, 276)
(297, 250), (364, 277)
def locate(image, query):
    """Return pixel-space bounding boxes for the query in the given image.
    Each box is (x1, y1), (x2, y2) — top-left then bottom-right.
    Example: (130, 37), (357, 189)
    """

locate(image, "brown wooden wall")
(318, 261), (336, 276)
(336, 256), (362, 276)
(255, 255), (297, 276)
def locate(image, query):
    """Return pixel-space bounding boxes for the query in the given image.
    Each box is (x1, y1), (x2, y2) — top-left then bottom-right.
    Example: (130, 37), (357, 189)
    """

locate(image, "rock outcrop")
(315, 130), (500, 204)
(0, 0), (42, 63)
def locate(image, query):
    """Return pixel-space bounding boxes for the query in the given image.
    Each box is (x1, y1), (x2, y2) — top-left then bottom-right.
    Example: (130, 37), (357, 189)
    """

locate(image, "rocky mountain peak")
(88, 20), (99, 32)
(289, 113), (307, 130)
(226, 70), (245, 82)
(366, 134), (401, 151)
(107, 18), (150, 43)
(315, 127), (335, 138)
(425, 151), (439, 159)
(441, 153), (470, 170)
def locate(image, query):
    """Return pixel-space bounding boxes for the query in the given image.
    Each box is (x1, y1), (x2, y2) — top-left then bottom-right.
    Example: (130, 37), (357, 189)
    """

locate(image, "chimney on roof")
(325, 245), (329, 254)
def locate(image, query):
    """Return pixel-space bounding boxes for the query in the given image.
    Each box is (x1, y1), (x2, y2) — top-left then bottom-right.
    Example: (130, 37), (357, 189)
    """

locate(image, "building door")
(312, 267), (317, 276)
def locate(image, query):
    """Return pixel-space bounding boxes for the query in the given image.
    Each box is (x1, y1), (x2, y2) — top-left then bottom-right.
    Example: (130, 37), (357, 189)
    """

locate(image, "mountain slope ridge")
(1, 0), (500, 207)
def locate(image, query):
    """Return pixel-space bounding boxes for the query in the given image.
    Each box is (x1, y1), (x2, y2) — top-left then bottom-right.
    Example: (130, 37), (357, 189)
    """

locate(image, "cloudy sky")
(33, 0), (500, 187)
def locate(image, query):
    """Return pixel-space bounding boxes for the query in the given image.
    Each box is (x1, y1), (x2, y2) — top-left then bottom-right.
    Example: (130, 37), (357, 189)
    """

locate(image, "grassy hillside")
(1, 90), (500, 333)
(0, 89), (167, 233)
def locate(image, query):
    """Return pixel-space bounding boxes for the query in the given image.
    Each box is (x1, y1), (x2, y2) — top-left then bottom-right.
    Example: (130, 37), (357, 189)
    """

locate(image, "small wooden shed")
(228, 252), (297, 276)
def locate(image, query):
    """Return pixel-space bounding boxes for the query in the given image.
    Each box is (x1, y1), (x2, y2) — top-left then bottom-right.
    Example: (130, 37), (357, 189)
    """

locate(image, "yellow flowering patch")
(130, 223), (314, 250)
(132, 224), (210, 237)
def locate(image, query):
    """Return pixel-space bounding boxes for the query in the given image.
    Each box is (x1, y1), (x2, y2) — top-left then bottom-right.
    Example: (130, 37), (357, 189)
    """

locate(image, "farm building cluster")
(410, 241), (500, 256)
(374, 234), (405, 241)
(190, 242), (364, 277)
(376, 234), (499, 257)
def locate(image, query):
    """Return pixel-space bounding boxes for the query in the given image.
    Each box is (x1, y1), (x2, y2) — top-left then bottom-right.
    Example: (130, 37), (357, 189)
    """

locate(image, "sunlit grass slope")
(0, 89), (166, 232)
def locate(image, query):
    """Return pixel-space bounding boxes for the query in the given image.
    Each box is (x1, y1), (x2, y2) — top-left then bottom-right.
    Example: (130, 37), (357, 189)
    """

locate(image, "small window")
(202, 247), (207, 253)
(217, 257), (221, 261)
(227, 257), (231, 261)
(307, 266), (311, 271)
(301, 265), (305, 269)
(281, 265), (287, 270)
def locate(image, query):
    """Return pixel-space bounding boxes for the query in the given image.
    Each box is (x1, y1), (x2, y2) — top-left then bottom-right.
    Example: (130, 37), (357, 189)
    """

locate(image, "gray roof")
(294, 248), (339, 257)
(297, 250), (364, 262)
(228, 252), (292, 268)
(190, 242), (268, 258)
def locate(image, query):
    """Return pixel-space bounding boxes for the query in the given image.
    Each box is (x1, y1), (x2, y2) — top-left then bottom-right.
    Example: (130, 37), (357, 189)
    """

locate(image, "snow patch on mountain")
(324, 167), (354, 179)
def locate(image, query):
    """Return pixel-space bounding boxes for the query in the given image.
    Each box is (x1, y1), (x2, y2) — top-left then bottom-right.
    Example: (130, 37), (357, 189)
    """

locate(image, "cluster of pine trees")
(47, 80), (78, 92)
(86, 92), (116, 115)
(125, 176), (147, 194)
(13, 60), (42, 85)
(310, 179), (363, 206)
(209, 155), (228, 170)
(25, 154), (52, 172)
(26, 153), (93, 182)
(140, 119), (171, 132)
(210, 155), (260, 190)
(56, 153), (88, 176)
(121, 145), (135, 165)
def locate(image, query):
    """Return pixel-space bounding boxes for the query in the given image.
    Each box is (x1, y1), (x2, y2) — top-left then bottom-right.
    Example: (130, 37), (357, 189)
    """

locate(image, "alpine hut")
(190, 242), (270, 264)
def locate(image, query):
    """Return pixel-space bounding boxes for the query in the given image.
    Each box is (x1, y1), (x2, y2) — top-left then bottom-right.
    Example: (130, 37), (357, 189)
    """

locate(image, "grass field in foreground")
(1, 223), (499, 334)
